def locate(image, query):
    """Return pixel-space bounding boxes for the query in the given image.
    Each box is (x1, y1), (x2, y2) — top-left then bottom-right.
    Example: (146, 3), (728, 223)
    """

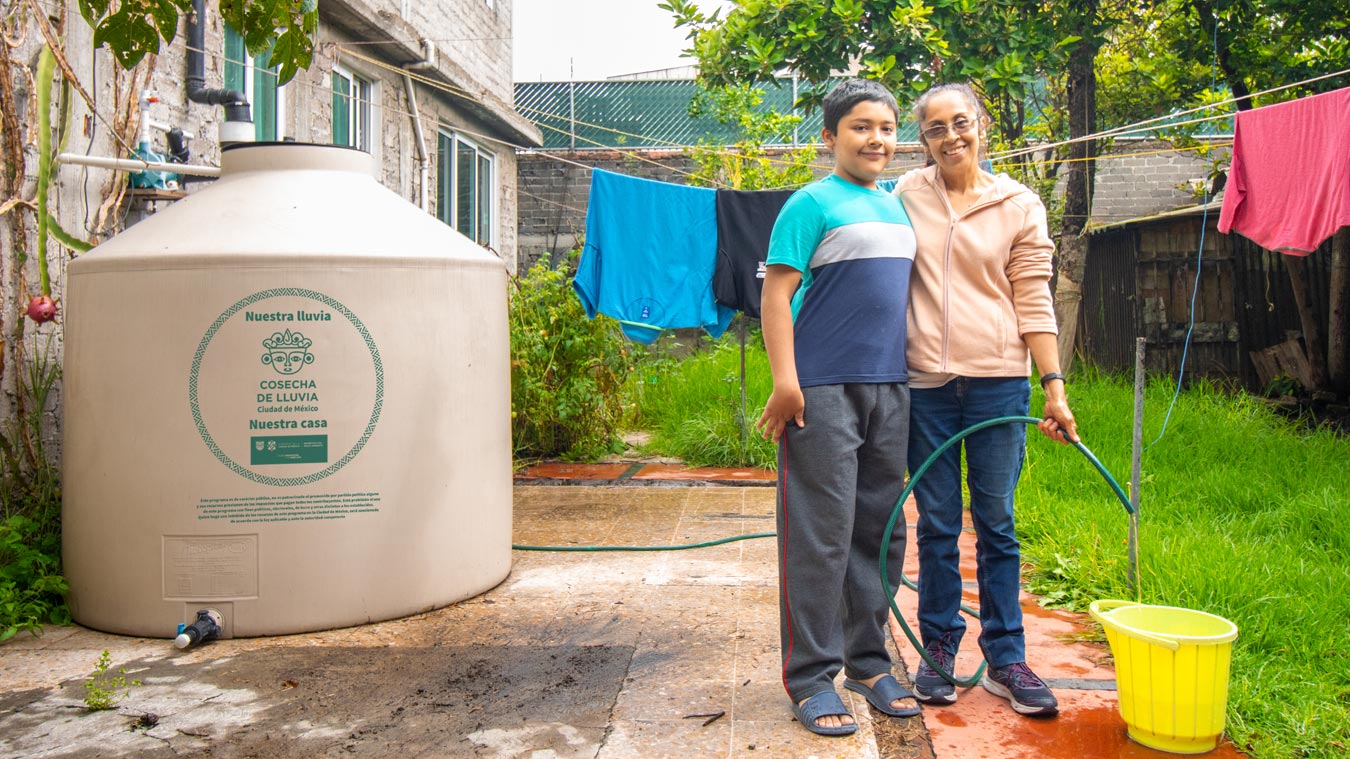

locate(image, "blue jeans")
(908, 377), (1030, 668)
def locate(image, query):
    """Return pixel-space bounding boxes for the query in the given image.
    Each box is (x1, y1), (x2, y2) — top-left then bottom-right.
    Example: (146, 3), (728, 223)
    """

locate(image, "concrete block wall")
(402, 0), (514, 105)
(1085, 138), (1230, 225)
(516, 138), (1231, 271)
(516, 146), (930, 271)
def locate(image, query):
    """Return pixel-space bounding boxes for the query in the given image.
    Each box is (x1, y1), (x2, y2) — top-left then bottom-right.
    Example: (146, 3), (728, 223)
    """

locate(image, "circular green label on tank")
(190, 288), (383, 486)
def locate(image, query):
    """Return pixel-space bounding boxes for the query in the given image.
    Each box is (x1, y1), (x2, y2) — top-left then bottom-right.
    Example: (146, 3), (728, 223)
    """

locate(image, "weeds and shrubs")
(505, 250), (776, 469)
(83, 649), (140, 711)
(0, 339), (68, 642)
(509, 250), (637, 462)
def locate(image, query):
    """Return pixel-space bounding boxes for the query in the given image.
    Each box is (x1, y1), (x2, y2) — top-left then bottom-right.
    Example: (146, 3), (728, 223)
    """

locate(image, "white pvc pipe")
(403, 39), (436, 213)
(57, 152), (221, 178)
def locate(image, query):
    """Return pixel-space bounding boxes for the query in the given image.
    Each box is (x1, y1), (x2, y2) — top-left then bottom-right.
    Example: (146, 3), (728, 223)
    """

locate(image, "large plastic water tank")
(62, 143), (511, 638)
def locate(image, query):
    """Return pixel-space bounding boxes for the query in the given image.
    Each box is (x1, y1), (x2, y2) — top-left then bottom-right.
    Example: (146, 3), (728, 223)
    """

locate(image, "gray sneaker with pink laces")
(982, 662), (1059, 717)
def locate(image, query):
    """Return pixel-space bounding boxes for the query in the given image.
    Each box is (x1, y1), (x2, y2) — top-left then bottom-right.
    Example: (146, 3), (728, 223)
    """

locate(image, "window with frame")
(437, 131), (495, 246)
(332, 64), (373, 151)
(224, 27), (284, 141)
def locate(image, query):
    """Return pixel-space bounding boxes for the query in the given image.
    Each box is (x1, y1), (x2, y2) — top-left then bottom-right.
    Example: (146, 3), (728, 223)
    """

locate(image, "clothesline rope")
(204, 41), (1329, 193)
(72, 39), (1343, 219)
(517, 188), (588, 216)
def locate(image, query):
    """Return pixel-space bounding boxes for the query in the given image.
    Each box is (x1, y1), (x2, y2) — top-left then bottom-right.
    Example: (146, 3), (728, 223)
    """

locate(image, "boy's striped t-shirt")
(766, 174), (915, 387)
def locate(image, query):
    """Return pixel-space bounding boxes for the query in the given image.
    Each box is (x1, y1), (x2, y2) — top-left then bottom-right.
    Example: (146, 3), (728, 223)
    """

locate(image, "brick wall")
(1087, 138), (1230, 227)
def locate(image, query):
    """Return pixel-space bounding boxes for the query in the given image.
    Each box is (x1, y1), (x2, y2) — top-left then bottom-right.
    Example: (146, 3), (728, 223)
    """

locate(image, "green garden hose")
(513, 414), (1136, 691)
(882, 415), (1134, 688)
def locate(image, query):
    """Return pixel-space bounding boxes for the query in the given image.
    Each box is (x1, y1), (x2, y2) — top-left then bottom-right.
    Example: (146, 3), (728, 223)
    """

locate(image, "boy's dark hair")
(822, 78), (900, 134)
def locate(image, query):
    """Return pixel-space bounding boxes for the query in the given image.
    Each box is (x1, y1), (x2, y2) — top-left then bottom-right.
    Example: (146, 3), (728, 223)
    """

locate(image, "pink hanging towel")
(1218, 86), (1350, 254)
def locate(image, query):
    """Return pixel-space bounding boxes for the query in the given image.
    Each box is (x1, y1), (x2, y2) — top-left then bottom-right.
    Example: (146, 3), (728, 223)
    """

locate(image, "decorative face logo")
(261, 329), (315, 375)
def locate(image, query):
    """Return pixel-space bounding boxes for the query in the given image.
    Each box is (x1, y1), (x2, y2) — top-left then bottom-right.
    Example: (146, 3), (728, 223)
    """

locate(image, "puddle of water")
(995, 703), (1246, 759)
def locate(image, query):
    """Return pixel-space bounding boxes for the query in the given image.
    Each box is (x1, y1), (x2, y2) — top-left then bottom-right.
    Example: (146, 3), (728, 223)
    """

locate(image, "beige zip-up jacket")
(894, 165), (1057, 378)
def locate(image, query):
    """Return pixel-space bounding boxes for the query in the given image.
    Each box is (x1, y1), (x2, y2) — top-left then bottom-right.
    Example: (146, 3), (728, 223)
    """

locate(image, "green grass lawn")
(1019, 372), (1350, 759)
(634, 342), (1349, 758)
(624, 325), (777, 469)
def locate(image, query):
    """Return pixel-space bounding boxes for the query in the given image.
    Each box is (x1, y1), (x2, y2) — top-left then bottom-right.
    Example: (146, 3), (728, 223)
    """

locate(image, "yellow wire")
(993, 140), (1234, 168)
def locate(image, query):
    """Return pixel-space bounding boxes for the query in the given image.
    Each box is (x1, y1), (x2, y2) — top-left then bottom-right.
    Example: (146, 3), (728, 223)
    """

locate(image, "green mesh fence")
(513, 78), (922, 150)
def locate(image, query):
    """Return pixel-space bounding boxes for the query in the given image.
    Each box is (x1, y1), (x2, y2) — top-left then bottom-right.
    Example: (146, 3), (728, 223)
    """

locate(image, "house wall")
(296, 18), (521, 270)
(1084, 138), (1230, 227)
(403, 0), (514, 104)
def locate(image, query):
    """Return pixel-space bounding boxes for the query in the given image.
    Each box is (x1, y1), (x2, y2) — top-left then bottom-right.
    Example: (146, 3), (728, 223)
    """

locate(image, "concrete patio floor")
(0, 481), (1247, 758)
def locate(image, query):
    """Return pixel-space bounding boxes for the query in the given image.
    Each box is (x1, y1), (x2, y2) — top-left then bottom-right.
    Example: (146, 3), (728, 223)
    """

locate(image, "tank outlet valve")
(174, 608), (223, 649)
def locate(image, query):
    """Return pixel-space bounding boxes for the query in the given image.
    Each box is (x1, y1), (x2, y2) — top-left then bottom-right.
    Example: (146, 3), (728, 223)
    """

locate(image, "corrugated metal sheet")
(1080, 228), (1138, 374)
(513, 78), (921, 150)
(1084, 212), (1337, 389)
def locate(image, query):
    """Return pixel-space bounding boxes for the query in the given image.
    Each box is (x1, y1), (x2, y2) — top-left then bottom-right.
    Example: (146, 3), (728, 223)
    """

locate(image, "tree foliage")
(77, 0), (318, 84)
(664, 1), (1111, 138)
(661, 0), (1129, 208)
(1175, 0), (1350, 109)
(1096, 0), (1348, 132)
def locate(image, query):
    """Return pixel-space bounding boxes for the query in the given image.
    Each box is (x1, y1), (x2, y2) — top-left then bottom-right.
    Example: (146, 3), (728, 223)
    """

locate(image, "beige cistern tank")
(62, 143), (511, 638)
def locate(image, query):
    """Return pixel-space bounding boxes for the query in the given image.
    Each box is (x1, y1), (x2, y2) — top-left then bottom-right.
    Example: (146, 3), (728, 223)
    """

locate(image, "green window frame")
(223, 27), (282, 141)
(436, 131), (495, 246)
(331, 64), (372, 151)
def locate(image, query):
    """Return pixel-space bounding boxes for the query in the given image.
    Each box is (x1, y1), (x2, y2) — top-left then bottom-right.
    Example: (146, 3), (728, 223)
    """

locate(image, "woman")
(894, 82), (1078, 718)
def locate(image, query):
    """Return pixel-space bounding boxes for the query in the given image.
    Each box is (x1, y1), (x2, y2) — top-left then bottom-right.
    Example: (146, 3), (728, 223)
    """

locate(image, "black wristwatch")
(1039, 372), (1066, 389)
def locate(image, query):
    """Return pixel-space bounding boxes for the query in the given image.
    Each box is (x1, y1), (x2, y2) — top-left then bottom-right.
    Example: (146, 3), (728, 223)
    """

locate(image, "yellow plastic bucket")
(1089, 600), (1238, 754)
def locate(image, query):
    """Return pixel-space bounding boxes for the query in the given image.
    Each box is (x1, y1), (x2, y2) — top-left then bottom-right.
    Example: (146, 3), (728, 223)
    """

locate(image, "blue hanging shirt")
(575, 169), (736, 344)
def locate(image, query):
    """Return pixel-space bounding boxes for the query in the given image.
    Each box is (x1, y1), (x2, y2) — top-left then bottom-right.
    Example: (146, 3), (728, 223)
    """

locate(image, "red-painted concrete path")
(517, 461), (778, 485)
(516, 462), (1248, 759)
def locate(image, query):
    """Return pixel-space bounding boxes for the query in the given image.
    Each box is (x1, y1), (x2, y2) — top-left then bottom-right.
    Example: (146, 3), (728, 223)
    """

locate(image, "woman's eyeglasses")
(921, 117), (976, 142)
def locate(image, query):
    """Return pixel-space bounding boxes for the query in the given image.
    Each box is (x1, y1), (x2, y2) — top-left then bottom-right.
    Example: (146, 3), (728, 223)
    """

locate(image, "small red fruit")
(26, 295), (57, 324)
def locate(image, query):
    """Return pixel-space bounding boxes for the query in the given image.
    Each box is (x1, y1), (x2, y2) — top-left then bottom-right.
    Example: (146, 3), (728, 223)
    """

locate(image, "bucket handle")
(1089, 599), (1182, 652)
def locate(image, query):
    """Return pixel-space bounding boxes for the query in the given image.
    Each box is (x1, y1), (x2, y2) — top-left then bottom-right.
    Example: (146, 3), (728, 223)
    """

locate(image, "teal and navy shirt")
(766, 174), (915, 387)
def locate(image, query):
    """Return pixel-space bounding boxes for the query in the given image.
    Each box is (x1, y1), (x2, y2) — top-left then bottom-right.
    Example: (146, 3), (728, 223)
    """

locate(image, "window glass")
(331, 66), (371, 151)
(477, 154), (492, 245)
(436, 131), (495, 246)
(436, 132), (454, 226)
(332, 71), (351, 146)
(224, 27), (281, 141)
(224, 31), (246, 93)
(253, 45), (278, 142)
(456, 140), (476, 238)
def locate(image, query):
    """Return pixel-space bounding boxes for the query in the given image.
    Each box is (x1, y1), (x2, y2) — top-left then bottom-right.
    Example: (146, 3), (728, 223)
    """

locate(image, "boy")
(755, 78), (919, 736)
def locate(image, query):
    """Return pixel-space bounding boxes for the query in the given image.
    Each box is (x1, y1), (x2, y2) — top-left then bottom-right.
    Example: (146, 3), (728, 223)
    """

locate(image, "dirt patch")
(873, 712), (938, 759)
(0, 644), (633, 758)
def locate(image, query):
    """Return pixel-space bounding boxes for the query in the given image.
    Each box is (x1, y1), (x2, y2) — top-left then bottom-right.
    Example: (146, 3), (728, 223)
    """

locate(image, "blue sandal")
(844, 674), (923, 718)
(792, 690), (857, 736)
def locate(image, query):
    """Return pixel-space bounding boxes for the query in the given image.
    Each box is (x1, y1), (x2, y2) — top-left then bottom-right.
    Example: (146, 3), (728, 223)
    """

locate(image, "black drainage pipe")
(186, 0), (252, 126)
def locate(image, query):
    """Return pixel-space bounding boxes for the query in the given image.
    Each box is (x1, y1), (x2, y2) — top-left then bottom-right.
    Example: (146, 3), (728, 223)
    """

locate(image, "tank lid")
(221, 142), (374, 176)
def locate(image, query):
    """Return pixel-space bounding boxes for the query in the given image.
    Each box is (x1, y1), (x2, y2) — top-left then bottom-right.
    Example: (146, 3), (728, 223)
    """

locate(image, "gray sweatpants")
(777, 382), (910, 701)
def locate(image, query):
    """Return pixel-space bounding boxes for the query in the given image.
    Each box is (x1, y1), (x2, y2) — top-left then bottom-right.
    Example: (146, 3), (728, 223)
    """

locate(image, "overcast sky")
(513, 0), (728, 82)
